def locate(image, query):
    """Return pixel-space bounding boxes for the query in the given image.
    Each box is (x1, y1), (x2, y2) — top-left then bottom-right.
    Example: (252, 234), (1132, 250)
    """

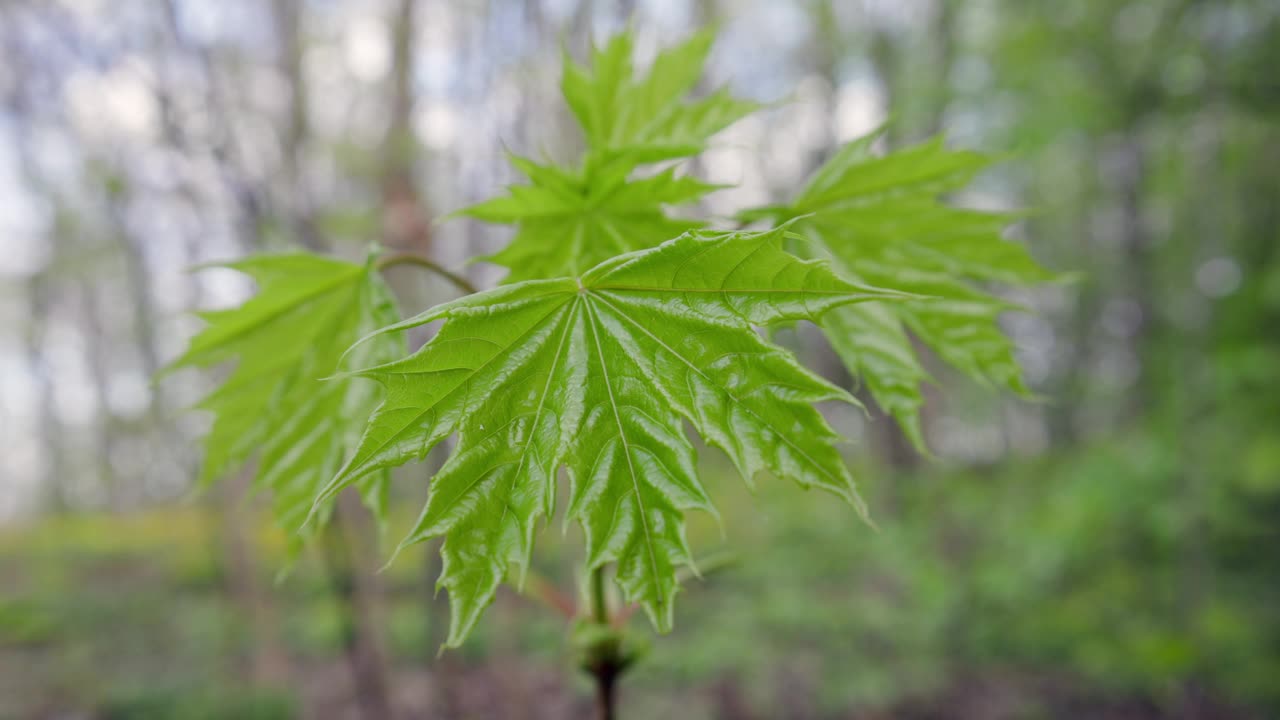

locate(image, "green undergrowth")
(3, 434), (1276, 717)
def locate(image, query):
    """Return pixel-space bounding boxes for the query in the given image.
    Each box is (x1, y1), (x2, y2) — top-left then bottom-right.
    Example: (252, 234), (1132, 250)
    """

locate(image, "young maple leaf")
(167, 254), (402, 544)
(461, 155), (722, 283)
(561, 29), (758, 166)
(461, 29), (756, 283)
(316, 228), (905, 646)
(742, 127), (1056, 449)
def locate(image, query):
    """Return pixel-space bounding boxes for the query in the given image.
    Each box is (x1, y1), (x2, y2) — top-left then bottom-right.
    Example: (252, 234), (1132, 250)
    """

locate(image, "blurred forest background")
(1, 0), (1278, 718)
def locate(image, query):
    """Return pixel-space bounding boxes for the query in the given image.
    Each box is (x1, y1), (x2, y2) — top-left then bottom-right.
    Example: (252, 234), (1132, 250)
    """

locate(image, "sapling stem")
(591, 565), (609, 624)
(586, 565), (621, 720)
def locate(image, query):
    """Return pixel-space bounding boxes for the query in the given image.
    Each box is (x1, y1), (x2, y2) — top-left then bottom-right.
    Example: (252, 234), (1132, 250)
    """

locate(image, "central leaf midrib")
(582, 299), (663, 602)
(494, 299), (579, 542)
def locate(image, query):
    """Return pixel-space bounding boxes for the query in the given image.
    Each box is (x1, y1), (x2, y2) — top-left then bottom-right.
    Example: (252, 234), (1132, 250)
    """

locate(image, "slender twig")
(523, 570), (577, 619)
(375, 253), (478, 295)
(612, 603), (639, 629)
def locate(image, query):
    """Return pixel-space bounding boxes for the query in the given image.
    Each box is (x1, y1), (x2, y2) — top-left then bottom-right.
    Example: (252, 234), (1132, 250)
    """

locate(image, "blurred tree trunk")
(2, 19), (70, 513)
(1172, 99), (1235, 700)
(1108, 1), (1190, 425)
(808, 0), (840, 168)
(711, 674), (755, 720)
(1116, 136), (1156, 421)
(922, 0), (955, 139)
(219, 472), (292, 686)
(161, 0), (274, 245)
(105, 182), (166, 507)
(1041, 140), (1103, 448)
(869, 14), (898, 146)
(323, 494), (396, 720)
(380, 0), (432, 259)
(24, 273), (69, 512)
(272, 0), (323, 250)
(74, 277), (120, 507)
(155, 3), (294, 691)
(101, 186), (163, 386)
(372, 3), (469, 713)
(274, 4), (398, 713)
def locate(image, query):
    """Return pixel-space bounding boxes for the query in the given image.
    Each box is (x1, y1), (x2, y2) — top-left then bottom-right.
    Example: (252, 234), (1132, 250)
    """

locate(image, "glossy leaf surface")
(319, 229), (901, 645)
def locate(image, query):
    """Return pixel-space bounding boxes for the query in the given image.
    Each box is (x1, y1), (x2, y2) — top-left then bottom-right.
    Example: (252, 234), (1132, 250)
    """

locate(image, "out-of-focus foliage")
(165, 255), (401, 547)
(742, 128), (1052, 447)
(6, 427), (1277, 717)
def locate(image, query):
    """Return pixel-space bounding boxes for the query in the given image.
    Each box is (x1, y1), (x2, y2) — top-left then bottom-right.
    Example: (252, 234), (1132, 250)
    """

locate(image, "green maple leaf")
(167, 253), (402, 543)
(461, 29), (755, 283)
(561, 29), (758, 165)
(743, 127), (1054, 448)
(461, 156), (720, 282)
(316, 228), (902, 646)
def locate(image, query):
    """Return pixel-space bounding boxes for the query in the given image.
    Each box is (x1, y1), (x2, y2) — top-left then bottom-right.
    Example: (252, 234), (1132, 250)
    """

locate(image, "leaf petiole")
(375, 252), (478, 295)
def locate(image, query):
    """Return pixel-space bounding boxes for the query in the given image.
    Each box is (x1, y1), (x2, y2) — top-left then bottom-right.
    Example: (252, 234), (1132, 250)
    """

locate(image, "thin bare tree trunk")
(23, 273), (68, 512)
(2, 15), (69, 513)
(271, 0), (322, 250)
(322, 494), (396, 720)
(1043, 171), (1100, 447)
(1117, 136), (1155, 421)
(154, 3), (293, 690)
(101, 182), (166, 507)
(372, 5), (472, 714)
(161, 0), (273, 251)
(923, 0), (956, 139)
(380, 0), (432, 258)
(74, 279), (121, 507)
(218, 472), (292, 686)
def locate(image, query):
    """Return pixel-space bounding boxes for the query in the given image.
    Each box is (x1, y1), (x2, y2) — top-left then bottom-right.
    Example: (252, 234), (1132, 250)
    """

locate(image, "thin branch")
(523, 571), (577, 620)
(375, 253), (478, 295)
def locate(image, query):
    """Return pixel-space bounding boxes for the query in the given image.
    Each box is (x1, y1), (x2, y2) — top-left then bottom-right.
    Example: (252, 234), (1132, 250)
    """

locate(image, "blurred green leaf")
(464, 29), (753, 282)
(461, 158), (719, 282)
(168, 254), (402, 546)
(746, 127), (1054, 448)
(562, 29), (757, 165)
